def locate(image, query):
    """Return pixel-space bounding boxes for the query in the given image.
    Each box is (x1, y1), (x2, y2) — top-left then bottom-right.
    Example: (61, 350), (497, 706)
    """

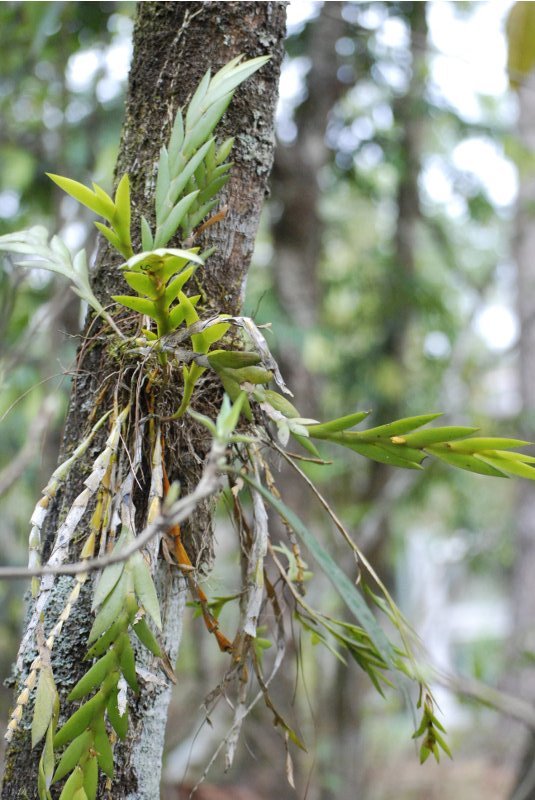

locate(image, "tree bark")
(1, 4), (285, 799)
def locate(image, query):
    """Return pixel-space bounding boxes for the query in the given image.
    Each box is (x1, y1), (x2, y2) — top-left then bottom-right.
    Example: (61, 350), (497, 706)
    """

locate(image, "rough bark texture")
(508, 71), (535, 800)
(1, 4), (285, 799)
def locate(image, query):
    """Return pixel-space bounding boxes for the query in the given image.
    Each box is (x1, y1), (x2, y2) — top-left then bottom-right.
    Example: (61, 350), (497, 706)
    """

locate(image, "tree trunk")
(1, 4), (285, 799)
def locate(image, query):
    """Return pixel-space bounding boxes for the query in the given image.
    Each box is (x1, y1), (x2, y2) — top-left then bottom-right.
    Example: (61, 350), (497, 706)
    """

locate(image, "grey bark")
(1, 3), (285, 799)
(509, 71), (535, 800)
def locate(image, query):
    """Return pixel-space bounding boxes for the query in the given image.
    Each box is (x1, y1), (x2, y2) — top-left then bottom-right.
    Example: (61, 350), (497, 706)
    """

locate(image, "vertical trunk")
(272, 2), (346, 415)
(508, 71), (535, 799)
(1, 4), (285, 799)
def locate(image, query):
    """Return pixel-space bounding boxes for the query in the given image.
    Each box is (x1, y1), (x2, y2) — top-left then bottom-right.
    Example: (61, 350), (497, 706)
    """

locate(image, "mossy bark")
(1, 3), (285, 799)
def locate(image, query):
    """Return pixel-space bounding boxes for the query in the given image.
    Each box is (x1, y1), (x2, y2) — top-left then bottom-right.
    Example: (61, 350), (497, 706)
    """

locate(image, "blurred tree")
(0, 0), (133, 720)
(506, 4), (535, 796)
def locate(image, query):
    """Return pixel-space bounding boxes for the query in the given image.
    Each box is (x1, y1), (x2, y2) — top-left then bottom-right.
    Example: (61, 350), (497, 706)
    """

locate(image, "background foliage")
(0, 2), (533, 799)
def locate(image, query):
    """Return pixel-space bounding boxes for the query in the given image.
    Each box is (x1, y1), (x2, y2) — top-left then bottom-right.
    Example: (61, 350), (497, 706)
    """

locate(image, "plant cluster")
(1, 55), (535, 798)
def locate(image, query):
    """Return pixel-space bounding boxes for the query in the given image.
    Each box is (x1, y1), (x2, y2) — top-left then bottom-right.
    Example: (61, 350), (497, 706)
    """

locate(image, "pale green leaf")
(140, 216), (154, 251)
(93, 718), (114, 778)
(154, 190), (199, 248)
(32, 668), (58, 749)
(307, 411), (371, 437)
(91, 183), (115, 219)
(94, 222), (124, 256)
(123, 271), (158, 299)
(68, 651), (118, 702)
(118, 632), (139, 692)
(88, 571), (130, 644)
(54, 693), (105, 749)
(185, 68), (212, 128)
(47, 174), (103, 216)
(131, 552), (162, 629)
(111, 295), (158, 318)
(428, 447), (509, 478)
(58, 765), (84, 800)
(52, 730), (93, 784)
(163, 266), (196, 307)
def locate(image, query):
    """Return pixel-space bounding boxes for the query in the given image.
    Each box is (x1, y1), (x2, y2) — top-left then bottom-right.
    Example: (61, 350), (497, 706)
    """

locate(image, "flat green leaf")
(428, 447), (508, 478)
(307, 411), (371, 437)
(167, 293), (200, 330)
(111, 295), (158, 318)
(155, 146), (170, 219)
(113, 174), (131, 248)
(38, 757), (52, 800)
(47, 174), (103, 216)
(140, 216), (154, 251)
(92, 559), (125, 611)
(123, 247), (203, 271)
(123, 271), (158, 299)
(82, 756), (98, 800)
(166, 139), (213, 210)
(185, 68), (212, 128)
(477, 453), (535, 480)
(93, 718), (114, 778)
(399, 426), (479, 447)
(41, 711), (56, 792)
(107, 687), (128, 741)
(88, 571), (130, 645)
(154, 190), (200, 249)
(32, 667), (58, 748)
(58, 766), (84, 800)
(292, 432), (321, 458)
(54, 692), (105, 749)
(86, 611), (129, 658)
(262, 389), (299, 418)
(178, 291), (200, 326)
(216, 136), (235, 164)
(358, 413), (443, 440)
(198, 174), (229, 204)
(185, 97), (231, 157)
(167, 304), (186, 330)
(163, 266), (196, 307)
(118, 633), (139, 693)
(52, 730), (93, 784)
(334, 439), (424, 470)
(68, 651), (118, 702)
(184, 199), (219, 235)
(131, 552), (162, 629)
(94, 222), (124, 256)
(447, 437), (532, 453)
(200, 321), (230, 346)
(219, 373), (252, 421)
(209, 349), (261, 370)
(209, 55), (270, 99)
(91, 183), (115, 219)
(224, 365), (272, 385)
(168, 109), (184, 162)
(132, 617), (162, 656)
(72, 789), (88, 800)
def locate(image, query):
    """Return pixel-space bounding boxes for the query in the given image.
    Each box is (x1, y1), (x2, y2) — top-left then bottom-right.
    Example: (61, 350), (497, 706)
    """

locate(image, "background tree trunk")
(508, 69), (535, 800)
(1, 4), (285, 799)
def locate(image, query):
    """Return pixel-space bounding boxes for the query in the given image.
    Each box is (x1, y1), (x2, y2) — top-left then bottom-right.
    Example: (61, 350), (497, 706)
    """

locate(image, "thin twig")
(0, 440), (226, 581)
